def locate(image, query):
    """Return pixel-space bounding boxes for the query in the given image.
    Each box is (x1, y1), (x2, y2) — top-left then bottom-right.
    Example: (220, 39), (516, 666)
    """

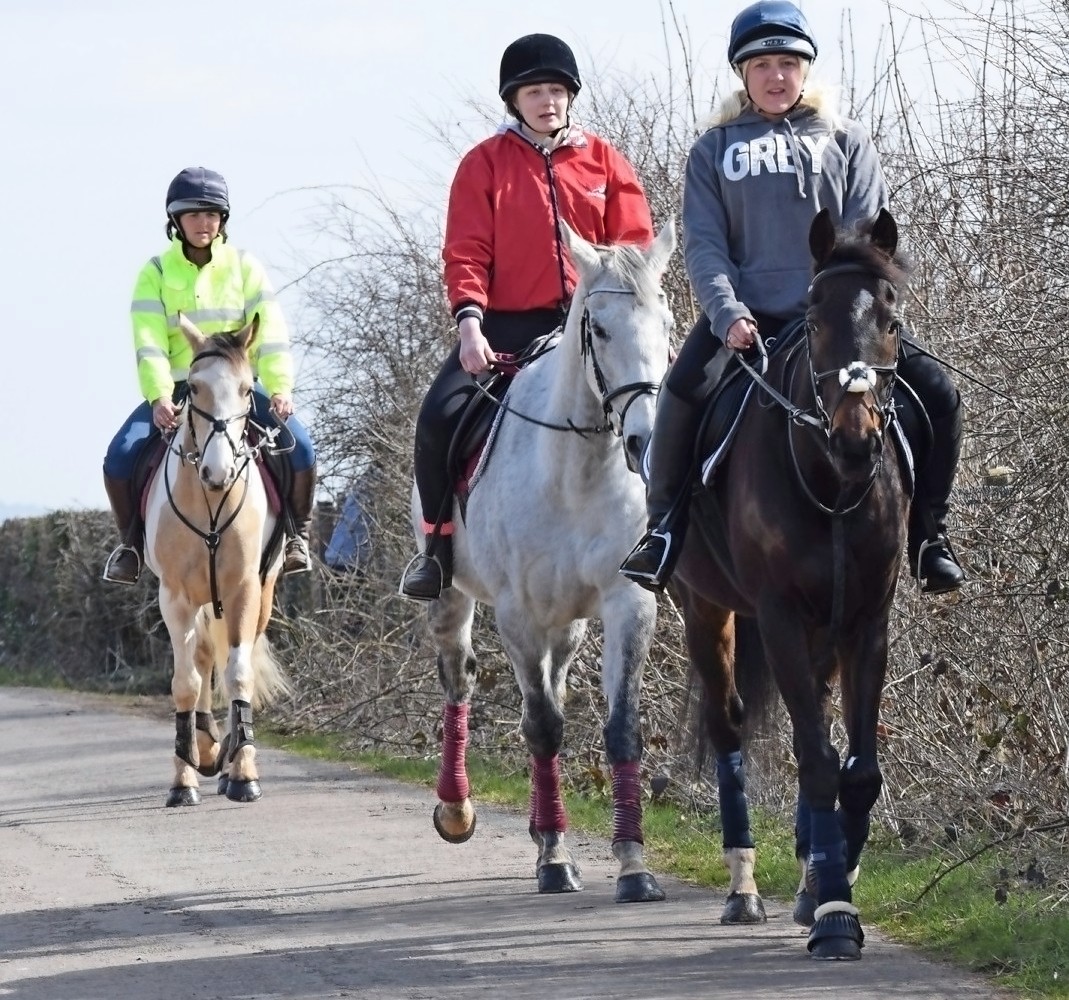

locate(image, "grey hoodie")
(682, 105), (888, 342)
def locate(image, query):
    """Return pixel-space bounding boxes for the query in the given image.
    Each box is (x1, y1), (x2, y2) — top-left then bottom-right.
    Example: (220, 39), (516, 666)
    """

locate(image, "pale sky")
(3, 0), (981, 512)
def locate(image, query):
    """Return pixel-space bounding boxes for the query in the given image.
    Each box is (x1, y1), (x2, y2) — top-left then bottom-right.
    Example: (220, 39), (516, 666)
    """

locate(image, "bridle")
(472, 286), (666, 439)
(735, 263), (903, 516)
(162, 348), (279, 618)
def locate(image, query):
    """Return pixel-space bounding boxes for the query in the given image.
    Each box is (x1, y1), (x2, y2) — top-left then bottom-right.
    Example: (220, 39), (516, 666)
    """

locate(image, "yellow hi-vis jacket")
(130, 236), (294, 404)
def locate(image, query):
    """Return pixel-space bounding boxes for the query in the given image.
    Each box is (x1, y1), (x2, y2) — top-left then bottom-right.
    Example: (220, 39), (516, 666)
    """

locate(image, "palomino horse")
(674, 209), (910, 959)
(144, 315), (290, 807)
(417, 222), (676, 903)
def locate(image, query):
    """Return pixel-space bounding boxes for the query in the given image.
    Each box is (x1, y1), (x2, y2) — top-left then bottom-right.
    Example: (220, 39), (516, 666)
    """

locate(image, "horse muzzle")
(199, 464), (238, 492)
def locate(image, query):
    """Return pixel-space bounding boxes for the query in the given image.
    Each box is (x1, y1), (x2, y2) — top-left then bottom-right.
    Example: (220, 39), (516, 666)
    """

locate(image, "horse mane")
(816, 234), (911, 290)
(594, 243), (662, 306)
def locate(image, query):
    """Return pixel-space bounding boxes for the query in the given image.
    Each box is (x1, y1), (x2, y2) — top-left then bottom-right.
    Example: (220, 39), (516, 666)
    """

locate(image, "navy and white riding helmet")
(728, 1), (818, 72)
(166, 166), (230, 217)
(498, 33), (581, 100)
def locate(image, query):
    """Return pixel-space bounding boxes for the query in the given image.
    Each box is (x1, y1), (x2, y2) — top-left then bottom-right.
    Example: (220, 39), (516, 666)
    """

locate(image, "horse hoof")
(720, 891), (767, 924)
(432, 804), (477, 844)
(538, 862), (583, 894)
(217, 775), (228, 795)
(225, 779), (262, 803)
(165, 786), (201, 807)
(793, 889), (817, 927)
(808, 910), (864, 960)
(615, 872), (666, 903)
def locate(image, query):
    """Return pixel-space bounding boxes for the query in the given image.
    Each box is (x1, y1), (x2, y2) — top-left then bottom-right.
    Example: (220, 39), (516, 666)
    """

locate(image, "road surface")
(0, 687), (1008, 1000)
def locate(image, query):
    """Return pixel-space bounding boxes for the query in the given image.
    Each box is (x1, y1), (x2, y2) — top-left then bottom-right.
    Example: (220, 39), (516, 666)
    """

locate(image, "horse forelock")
(189, 331), (254, 380)
(816, 237), (911, 290)
(590, 244), (662, 306)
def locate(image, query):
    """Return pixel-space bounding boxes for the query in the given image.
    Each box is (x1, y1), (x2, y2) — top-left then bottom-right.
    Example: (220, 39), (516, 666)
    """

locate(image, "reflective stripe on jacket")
(444, 124), (654, 315)
(129, 237), (294, 403)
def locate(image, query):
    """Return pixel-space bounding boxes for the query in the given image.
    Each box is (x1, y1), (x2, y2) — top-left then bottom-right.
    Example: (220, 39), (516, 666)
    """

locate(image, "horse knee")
(603, 710), (641, 765)
(798, 745), (841, 808)
(839, 758), (883, 815)
(522, 704), (564, 759)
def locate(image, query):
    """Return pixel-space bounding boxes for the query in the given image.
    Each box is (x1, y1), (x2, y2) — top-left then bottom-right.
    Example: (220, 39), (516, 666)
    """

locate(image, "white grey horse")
(414, 221), (676, 903)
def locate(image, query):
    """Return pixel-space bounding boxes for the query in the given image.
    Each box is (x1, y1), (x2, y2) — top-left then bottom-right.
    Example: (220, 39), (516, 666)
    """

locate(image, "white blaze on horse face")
(190, 357), (250, 489)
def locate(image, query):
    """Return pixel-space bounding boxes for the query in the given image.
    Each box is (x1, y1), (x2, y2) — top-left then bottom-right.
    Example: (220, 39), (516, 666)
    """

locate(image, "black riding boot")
(909, 408), (966, 594)
(102, 472), (143, 586)
(399, 530), (453, 602)
(283, 466), (317, 575)
(619, 387), (703, 592)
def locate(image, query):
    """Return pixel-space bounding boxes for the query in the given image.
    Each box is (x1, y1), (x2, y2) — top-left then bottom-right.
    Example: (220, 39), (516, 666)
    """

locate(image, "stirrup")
(914, 535), (965, 595)
(102, 544), (142, 586)
(398, 552), (445, 602)
(619, 528), (673, 592)
(283, 536), (311, 575)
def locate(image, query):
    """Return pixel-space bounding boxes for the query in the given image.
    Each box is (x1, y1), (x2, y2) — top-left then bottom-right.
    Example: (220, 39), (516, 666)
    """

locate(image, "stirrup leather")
(102, 544), (142, 585)
(620, 528), (673, 587)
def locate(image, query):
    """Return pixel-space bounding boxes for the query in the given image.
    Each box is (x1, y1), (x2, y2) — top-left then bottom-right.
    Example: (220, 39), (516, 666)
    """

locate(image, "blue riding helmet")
(498, 33), (581, 100)
(728, 1), (818, 70)
(166, 166), (230, 217)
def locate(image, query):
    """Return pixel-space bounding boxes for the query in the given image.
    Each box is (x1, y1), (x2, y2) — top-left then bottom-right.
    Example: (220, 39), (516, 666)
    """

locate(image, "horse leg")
(600, 587), (664, 903)
(503, 614), (584, 894)
(160, 586), (204, 807)
(428, 587), (479, 843)
(678, 586), (766, 923)
(183, 607), (222, 778)
(220, 581), (264, 803)
(760, 602), (862, 960)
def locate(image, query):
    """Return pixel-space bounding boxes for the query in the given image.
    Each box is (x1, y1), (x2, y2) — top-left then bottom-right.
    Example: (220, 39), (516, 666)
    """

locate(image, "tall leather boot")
(619, 386), (703, 592)
(102, 472), (143, 585)
(909, 408), (966, 594)
(399, 526), (453, 602)
(283, 466), (317, 575)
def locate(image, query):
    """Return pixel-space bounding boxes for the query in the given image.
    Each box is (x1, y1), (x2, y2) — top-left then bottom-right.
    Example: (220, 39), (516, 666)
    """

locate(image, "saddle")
(446, 333), (560, 512)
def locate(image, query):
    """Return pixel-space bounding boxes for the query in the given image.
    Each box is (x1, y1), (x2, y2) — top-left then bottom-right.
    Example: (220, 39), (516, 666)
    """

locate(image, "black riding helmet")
(498, 33), (581, 101)
(165, 166), (230, 242)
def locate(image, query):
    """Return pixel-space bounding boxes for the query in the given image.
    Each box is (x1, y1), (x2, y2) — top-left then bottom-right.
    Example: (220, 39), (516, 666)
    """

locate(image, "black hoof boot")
(720, 891), (767, 924)
(793, 889), (817, 927)
(807, 904), (865, 960)
(537, 862), (583, 893)
(615, 872), (666, 903)
(165, 786), (201, 807)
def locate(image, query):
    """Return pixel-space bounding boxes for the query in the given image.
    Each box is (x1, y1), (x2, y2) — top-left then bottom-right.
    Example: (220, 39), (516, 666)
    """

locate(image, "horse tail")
(249, 633), (292, 710)
(733, 615), (777, 746)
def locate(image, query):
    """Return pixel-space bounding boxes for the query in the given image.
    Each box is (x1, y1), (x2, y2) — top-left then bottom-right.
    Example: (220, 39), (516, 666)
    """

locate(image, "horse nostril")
(625, 434), (645, 469)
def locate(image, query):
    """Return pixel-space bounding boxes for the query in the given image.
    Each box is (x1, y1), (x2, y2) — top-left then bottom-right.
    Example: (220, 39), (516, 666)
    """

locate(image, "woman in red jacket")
(400, 32), (655, 600)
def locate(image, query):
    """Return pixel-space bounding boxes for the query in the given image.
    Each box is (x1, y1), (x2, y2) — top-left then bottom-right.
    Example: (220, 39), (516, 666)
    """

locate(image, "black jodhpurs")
(413, 308), (564, 527)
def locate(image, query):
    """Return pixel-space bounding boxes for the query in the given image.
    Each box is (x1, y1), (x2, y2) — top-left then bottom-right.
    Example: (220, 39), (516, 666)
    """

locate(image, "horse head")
(177, 313), (258, 491)
(804, 208), (907, 486)
(560, 220), (676, 472)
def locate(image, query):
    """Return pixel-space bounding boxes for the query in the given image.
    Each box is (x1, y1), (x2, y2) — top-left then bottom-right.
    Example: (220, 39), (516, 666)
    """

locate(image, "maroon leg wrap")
(612, 761), (644, 844)
(532, 754), (567, 832)
(435, 702), (470, 802)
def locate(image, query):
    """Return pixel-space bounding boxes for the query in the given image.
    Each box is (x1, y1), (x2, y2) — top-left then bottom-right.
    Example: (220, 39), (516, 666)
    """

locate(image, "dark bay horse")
(674, 209), (910, 959)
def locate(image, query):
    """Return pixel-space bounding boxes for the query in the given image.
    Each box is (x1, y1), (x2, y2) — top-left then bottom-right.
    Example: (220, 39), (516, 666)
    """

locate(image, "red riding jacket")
(443, 123), (654, 318)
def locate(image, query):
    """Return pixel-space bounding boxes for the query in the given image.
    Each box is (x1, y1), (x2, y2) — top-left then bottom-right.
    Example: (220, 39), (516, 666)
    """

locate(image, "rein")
(469, 287), (661, 439)
(162, 348), (279, 619)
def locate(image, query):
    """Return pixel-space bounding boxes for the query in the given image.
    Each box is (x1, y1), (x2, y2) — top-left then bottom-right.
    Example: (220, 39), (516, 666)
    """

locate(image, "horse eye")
(189, 384), (199, 396)
(590, 320), (608, 340)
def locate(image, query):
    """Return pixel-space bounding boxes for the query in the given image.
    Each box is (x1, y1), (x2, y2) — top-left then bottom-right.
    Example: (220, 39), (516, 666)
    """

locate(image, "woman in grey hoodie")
(620, 0), (965, 595)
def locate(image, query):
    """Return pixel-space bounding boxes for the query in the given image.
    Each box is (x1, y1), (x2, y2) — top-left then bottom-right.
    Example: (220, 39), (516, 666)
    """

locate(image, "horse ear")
(808, 208), (836, 266)
(645, 218), (677, 278)
(235, 314), (260, 353)
(177, 312), (208, 354)
(559, 220), (601, 275)
(868, 208), (898, 257)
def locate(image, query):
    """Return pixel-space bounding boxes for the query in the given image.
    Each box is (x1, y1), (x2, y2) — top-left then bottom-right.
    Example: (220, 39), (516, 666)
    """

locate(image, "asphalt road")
(0, 687), (1010, 1000)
